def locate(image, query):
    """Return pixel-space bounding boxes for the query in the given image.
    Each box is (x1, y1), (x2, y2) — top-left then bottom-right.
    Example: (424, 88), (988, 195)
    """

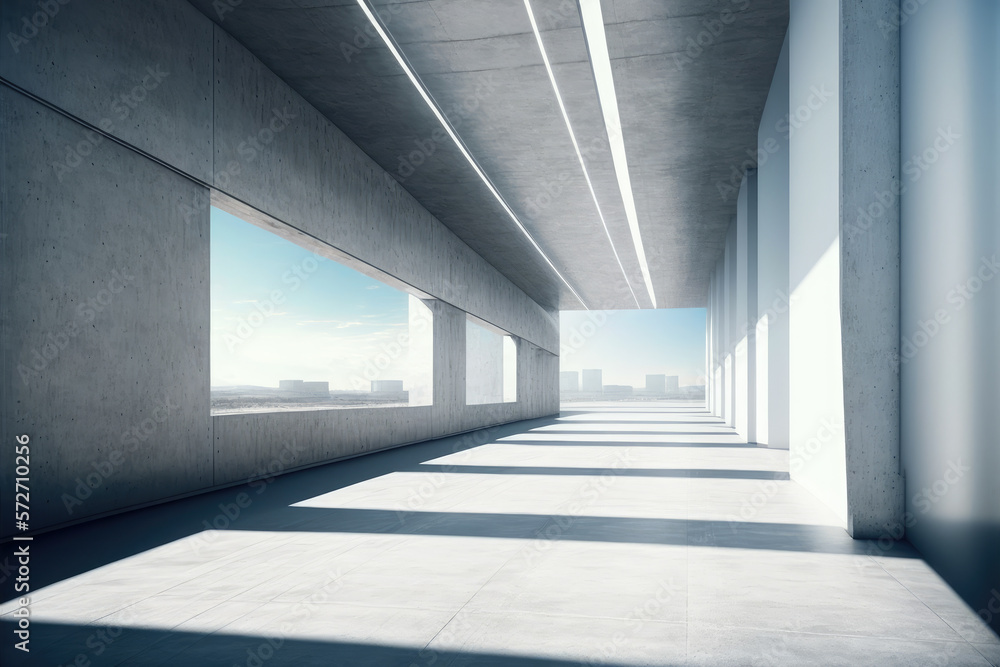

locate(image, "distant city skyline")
(560, 309), (706, 388)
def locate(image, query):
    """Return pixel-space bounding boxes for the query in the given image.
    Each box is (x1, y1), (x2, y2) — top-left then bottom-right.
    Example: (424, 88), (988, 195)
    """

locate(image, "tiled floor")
(2, 402), (998, 666)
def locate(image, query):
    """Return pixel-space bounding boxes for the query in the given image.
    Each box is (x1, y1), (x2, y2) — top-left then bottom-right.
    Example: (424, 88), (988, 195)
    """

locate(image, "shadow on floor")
(230, 506), (919, 558)
(495, 439), (758, 448)
(517, 430), (747, 437)
(0, 621), (679, 667)
(554, 420), (727, 425)
(407, 464), (790, 480)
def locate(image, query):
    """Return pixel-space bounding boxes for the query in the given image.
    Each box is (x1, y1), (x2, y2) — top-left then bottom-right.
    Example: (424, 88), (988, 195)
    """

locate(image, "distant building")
(371, 380), (404, 393)
(666, 375), (680, 394)
(278, 380), (329, 396)
(560, 371), (579, 393)
(603, 385), (633, 397)
(645, 374), (666, 394)
(582, 369), (603, 393)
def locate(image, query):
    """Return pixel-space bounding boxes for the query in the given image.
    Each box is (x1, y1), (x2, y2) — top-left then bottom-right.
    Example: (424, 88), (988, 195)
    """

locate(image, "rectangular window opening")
(466, 315), (517, 405)
(210, 203), (433, 414)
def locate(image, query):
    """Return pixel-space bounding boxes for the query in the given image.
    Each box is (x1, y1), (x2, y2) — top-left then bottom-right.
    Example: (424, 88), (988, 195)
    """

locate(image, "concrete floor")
(2, 402), (998, 666)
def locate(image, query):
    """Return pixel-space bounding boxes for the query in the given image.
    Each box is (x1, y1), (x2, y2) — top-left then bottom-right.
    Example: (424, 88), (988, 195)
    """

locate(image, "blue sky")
(559, 309), (706, 387)
(211, 208), (411, 389)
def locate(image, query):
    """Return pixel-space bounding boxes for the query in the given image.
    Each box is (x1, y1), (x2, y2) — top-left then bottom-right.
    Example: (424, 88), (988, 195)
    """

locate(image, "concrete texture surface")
(211, 24), (559, 353)
(3, 0), (996, 647)
(838, 0), (904, 539)
(0, 88), (214, 537)
(0, 0), (215, 181)
(2, 402), (996, 666)
(0, 0), (560, 538)
(183, 0), (789, 310)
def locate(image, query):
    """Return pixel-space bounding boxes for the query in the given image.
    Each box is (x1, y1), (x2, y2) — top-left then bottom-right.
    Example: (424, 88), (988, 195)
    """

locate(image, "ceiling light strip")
(523, 0), (641, 310)
(356, 0), (589, 310)
(578, 0), (657, 308)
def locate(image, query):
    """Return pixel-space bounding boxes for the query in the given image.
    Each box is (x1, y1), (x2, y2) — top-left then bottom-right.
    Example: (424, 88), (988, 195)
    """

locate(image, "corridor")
(2, 402), (997, 666)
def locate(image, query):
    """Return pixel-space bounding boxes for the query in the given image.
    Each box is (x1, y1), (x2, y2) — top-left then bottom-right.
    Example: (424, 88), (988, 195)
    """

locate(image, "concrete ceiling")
(188, 0), (788, 311)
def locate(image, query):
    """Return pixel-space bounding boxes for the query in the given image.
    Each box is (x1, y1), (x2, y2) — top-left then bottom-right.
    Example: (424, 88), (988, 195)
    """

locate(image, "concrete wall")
(900, 0), (1000, 632)
(1, 87), (214, 529)
(0, 0), (559, 538)
(787, 0), (847, 526)
(755, 32), (790, 450)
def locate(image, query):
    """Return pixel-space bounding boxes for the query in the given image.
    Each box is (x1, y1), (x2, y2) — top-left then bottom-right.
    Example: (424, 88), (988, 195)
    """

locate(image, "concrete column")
(736, 171), (758, 443)
(713, 255), (726, 420)
(725, 219), (738, 429)
(706, 275), (713, 413)
(430, 300), (465, 415)
(735, 191), (749, 439)
(788, 0), (847, 524)
(756, 32), (790, 450)
(716, 259), (726, 421)
(786, 0), (903, 536)
(839, 0), (903, 538)
(517, 338), (532, 414)
(408, 296), (434, 406)
(709, 271), (715, 416)
(746, 170), (758, 445)
(503, 336), (518, 403)
(708, 272), (714, 415)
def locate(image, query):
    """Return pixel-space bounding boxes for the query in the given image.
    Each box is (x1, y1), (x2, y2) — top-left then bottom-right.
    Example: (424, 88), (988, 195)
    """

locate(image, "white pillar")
(756, 32), (790, 450)
(788, 0), (848, 525)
